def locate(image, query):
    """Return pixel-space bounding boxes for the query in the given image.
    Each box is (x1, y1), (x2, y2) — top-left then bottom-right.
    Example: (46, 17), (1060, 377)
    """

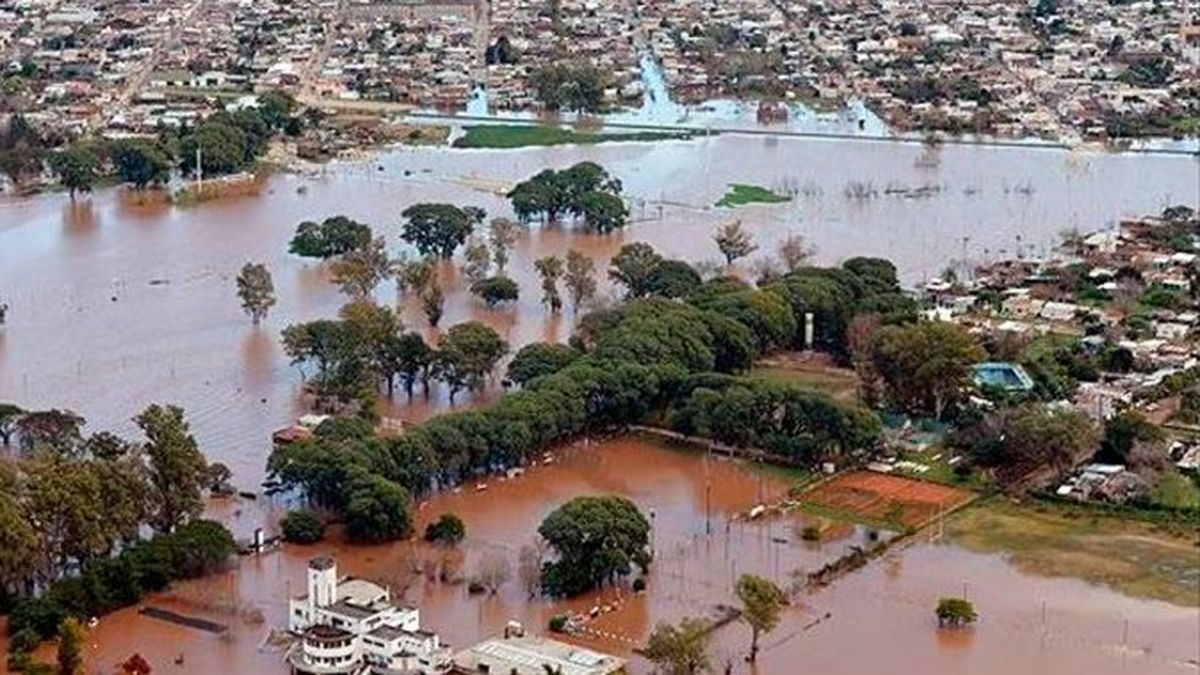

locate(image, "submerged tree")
(470, 276), (519, 308)
(330, 236), (392, 298)
(421, 282), (445, 327)
(713, 220), (758, 266)
(235, 262), (276, 325)
(564, 249), (597, 310)
(776, 233), (814, 271)
(49, 146), (99, 200)
(136, 404), (209, 533)
(460, 237), (491, 285)
(643, 617), (711, 675)
(735, 574), (785, 663)
(400, 203), (484, 259)
(534, 255), (564, 313)
(935, 598), (977, 627)
(538, 495), (651, 597)
(433, 322), (508, 402)
(488, 217), (522, 273)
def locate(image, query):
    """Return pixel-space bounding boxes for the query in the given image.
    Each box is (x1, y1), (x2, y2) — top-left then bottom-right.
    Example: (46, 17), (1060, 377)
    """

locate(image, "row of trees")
(269, 248), (898, 548)
(281, 300), (509, 406)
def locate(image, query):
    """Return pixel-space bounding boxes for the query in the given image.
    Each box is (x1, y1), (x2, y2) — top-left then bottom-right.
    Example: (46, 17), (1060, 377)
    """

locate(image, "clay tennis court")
(800, 471), (975, 529)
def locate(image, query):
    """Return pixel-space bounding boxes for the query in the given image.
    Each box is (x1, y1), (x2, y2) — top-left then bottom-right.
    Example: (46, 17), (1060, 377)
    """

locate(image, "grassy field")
(748, 362), (860, 402)
(452, 124), (697, 149)
(715, 183), (792, 208)
(947, 499), (1200, 607)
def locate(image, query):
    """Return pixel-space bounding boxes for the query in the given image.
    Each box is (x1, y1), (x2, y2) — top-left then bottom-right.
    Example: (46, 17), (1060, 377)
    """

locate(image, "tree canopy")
(538, 495), (652, 597)
(400, 203), (485, 259)
(289, 216), (372, 259)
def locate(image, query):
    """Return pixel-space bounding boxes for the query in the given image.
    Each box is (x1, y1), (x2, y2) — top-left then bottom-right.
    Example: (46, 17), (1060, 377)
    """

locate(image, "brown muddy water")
(7, 438), (1196, 675)
(1, 137), (1196, 487)
(1, 139), (1197, 672)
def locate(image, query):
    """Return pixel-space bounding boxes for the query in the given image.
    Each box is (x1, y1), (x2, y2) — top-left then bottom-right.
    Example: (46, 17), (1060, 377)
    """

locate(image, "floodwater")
(10, 437), (1195, 675)
(1, 136), (1196, 487)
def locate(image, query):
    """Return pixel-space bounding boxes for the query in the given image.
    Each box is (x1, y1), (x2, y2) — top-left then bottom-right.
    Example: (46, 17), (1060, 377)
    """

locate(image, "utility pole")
(196, 144), (203, 195)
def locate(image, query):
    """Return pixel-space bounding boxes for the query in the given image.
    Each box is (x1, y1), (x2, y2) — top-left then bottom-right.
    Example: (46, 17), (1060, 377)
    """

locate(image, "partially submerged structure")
(288, 557), (451, 675)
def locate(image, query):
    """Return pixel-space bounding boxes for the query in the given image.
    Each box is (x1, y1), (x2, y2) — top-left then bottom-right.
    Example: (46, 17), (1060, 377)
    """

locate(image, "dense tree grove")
(268, 243), (893, 558)
(0, 405), (233, 662)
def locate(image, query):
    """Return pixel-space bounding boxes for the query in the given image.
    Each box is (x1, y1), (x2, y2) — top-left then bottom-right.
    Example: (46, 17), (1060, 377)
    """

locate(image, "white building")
(288, 557), (451, 675)
(452, 634), (625, 675)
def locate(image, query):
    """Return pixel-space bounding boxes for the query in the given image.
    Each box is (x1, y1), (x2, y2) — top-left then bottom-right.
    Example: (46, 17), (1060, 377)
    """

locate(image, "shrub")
(548, 614), (569, 633)
(632, 578), (647, 593)
(424, 513), (466, 546)
(800, 525), (822, 541)
(935, 597), (978, 627)
(281, 509), (326, 544)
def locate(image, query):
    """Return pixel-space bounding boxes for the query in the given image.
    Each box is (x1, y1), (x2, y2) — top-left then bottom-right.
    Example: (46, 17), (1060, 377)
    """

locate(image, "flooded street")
(12, 437), (1194, 675)
(1, 137), (1196, 487)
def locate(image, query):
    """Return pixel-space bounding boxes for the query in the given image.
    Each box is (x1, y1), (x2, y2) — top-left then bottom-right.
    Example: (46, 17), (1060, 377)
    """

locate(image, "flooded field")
(1, 136), (1196, 489)
(10, 437), (1194, 675)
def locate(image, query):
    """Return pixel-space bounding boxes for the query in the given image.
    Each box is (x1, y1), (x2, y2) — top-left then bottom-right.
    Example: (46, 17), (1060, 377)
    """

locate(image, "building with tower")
(287, 556), (451, 675)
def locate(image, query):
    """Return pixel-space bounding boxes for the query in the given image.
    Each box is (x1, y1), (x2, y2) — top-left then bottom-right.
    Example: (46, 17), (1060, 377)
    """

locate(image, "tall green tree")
(609, 243), (664, 299)
(235, 262), (275, 325)
(343, 470), (412, 543)
(48, 146), (99, 200)
(871, 322), (985, 419)
(534, 255), (564, 312)
(507, 343), (578, 386)
(434, 322), (509, 402)
(400, 203), (484, 258)
(576, 190), (628, 233)
(56, 617), (85, 675)
(289, 216), (372, 259)
(538, 495), (651, 596)
(385, 332), (432, 399)
(111, 139), (171, 189)
(136, 405), (208, 532)
(564, 250), (596, 310)
(735, 574), (785, 663)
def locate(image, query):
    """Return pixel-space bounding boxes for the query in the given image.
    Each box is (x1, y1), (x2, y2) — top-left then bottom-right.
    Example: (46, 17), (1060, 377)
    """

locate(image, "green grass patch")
(748, 363), (859, 402)
(1152, 469), (1200, 510)
(715, 183), (792, 208)
(947, 498), (1200, 607)
(452, 124), (698, 149)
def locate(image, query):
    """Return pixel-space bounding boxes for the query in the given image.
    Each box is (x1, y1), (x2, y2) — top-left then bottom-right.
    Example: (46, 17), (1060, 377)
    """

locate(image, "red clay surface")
(801, 471), (974, 528)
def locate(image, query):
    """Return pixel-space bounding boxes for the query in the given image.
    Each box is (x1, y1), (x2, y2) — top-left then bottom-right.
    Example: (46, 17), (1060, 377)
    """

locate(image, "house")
(288, 557), (452, 675)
